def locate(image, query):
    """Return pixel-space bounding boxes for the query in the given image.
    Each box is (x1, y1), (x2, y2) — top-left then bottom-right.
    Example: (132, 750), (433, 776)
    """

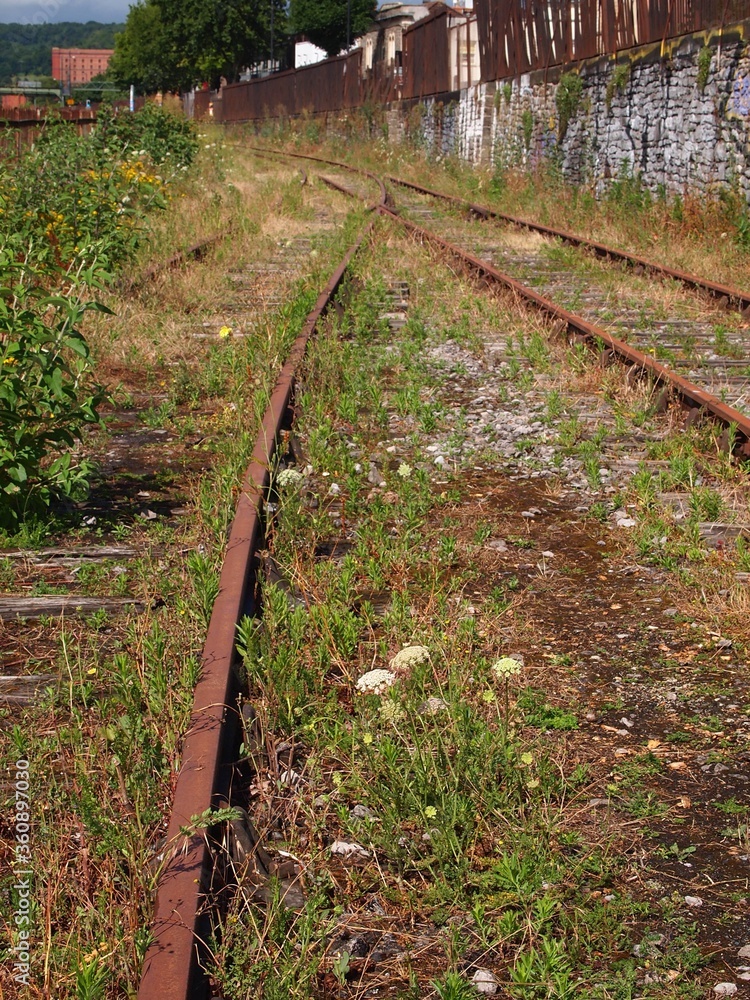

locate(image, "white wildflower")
(356, 669), (396, 695)
(397, 463), (412, 478)
(276, 468), (304, 489)
(379, 699), (405, 724)
(389, 645), (430, 672)
(491, 656), (523, 680)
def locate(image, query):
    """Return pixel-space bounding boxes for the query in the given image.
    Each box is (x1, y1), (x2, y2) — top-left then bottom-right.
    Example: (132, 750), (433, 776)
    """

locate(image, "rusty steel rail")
(122, 230), (231, 294)
(138, 218), (377, 1000)
(245, 148), (750, 452)
(379, 204), (750, 454)
(248, 145), (389, 209)
(386, 174), (750, 314)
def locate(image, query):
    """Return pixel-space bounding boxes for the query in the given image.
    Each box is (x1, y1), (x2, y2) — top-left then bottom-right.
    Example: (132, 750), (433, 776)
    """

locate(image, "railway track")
(7, 147), (750, 997)
(252, 145), (750, 454)
(387, 184), (750, 439)
(385, 175), (750, 315)
(128, 149), (750, 1000)
(138, 217), (379, 1000)
(0, 158), (366, 998)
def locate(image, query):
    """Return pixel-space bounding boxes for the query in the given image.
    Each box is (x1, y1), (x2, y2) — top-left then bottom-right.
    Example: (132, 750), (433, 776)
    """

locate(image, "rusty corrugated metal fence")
(198, 0), (749, 122)
(476, 0), (750, 82)
(402, 7), (452, 99)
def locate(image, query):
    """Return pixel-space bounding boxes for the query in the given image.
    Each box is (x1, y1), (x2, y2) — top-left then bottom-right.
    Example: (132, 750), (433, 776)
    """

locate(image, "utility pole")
(270, 0), (274, 72)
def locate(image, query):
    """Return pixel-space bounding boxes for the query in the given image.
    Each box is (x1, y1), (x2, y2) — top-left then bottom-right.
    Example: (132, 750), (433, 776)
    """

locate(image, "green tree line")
(0, 22), (122, 86)
(108, 0), (377, 92)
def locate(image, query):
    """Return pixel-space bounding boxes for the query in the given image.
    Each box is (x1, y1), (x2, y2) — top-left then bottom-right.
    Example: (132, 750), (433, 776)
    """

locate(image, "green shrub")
(521, 108), (534, 150)
(0, 104), (197, 523)
(0, 252), (107, 520)
(605, 63), (630, 110)
(97, 103), (199, 166)
(697, 45), (712, 92)
(556, 72), (583, 139)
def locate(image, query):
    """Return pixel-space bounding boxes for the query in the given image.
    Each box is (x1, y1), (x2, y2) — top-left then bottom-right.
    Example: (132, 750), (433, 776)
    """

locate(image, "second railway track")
(136, 149), (750, 999)
(7, 144), (750, 999)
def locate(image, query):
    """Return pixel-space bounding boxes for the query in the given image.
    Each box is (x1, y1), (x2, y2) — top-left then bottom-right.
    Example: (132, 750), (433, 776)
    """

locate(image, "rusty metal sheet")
(403, 8), (452, 98)
(474, 0), (749, 84)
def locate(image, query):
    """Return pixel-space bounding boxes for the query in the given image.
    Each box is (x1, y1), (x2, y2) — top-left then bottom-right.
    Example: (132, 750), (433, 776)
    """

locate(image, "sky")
(0, 0), (129, 23)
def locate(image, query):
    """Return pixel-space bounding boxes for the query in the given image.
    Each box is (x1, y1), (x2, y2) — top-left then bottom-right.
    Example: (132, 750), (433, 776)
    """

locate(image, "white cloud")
(0, 0), (128, 23)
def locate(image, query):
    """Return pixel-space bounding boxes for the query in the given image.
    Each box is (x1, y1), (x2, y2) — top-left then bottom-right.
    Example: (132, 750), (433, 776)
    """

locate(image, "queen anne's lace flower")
(276, 468), (304, 489)
(389, 645), (430, 672)
(356, 669), (396, 695)
(379, 699), (405, 724)
(491, 656), (523, 680)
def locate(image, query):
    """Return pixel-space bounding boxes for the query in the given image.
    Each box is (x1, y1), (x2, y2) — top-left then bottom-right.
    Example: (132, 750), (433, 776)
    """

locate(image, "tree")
(108, 2), (182, 93)
(110, 0), (285, 92)
(160, 0), (286, 88)
(289, 0), (376, 58)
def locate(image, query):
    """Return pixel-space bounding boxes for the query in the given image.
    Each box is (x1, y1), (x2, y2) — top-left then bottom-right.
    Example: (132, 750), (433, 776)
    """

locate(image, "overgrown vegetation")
(521, 108), (534, 150)
(0, 106), (197, 525)
(605, 62), (630, 109)
(696, 45), (712, 91)
(209, 219), (748, 997)
(0, 145), (366, 996)
(555, 72), (583, 139)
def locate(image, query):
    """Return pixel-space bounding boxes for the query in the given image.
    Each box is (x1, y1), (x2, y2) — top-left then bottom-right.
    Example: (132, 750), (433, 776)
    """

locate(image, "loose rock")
(471, 968), (499, 996)
(330, 840), (370, 860)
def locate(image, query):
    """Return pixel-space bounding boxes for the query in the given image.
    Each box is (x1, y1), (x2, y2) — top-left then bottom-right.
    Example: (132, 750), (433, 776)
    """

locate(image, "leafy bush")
(697, 45), (712, 92)
(556, 72), (583, 139)
(0, 104), (197, 524)
(98, 103), (199, 166)
(0, 253), (107, 514)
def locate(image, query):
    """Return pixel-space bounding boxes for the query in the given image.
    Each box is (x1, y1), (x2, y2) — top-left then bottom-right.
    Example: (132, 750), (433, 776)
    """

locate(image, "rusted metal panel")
(210, 0), (750, 118)
(297, 55), (353, 113)
(193, 90), (219, 120)
(223, 71), (296, 121)
(343, 49), (364, 107)
(403, 8), (452, 99)
(475, 0), (750, 83)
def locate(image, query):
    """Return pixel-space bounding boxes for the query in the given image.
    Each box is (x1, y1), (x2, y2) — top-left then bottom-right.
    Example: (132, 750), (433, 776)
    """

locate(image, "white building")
(295, 40), (328, 68)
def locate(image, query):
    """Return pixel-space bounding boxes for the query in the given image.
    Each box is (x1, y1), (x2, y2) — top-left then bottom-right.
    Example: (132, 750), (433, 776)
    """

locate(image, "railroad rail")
(380, 205), (750, 455)
(138, 217), (379, 1000)
(133, 149), (750, 1000)
(385, 175), (750, 315)
(253, 148), (750, 455)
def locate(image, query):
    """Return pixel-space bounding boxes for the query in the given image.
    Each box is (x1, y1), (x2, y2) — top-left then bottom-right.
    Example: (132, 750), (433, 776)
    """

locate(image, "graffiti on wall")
(731, 74), (750, 116)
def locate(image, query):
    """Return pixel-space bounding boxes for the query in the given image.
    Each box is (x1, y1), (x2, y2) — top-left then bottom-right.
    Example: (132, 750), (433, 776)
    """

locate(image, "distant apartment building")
(52, 48), (114, 87)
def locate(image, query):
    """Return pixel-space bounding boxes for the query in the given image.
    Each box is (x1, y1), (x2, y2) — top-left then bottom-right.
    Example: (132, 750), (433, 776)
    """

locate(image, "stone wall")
(384, 21), (750, 199)
(228, 20), (750, 199)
